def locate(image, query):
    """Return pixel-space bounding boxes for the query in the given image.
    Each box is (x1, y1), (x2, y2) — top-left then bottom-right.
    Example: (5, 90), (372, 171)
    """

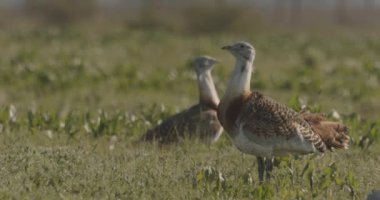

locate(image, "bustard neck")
(218, 58), (254, 133)
(197, 70), (219, 109)
(223, 59), (254, 99)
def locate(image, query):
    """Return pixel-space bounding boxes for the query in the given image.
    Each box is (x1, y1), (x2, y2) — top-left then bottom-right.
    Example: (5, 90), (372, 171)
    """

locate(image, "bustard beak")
(221, 45), (232, 50)
(210, 58), (219, 64)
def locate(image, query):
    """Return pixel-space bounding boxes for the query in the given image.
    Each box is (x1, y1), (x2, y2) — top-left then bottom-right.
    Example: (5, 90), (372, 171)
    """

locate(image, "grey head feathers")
(193, 55), (219, 75)
(222, 41), (256, 61)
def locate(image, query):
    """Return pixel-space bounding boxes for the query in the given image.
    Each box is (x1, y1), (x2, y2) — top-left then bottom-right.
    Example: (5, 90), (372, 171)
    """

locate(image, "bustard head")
(222, 41), (255, 61)
(193, 55), (219, 75)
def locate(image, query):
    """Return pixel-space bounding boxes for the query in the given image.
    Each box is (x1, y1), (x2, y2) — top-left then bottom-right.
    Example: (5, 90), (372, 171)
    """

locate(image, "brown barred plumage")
(301, 112), (350, 150)
(142, 103), (221, 144)
(232, 91), (329, 153)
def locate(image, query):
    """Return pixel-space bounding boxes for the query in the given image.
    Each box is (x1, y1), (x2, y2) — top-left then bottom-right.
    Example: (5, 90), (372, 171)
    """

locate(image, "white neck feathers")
(197, 70), (220, 106)
(223, 59), (254, 99)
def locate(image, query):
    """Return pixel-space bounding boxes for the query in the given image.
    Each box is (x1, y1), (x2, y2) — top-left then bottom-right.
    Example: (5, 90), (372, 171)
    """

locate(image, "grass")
(0, 26), (380, 199)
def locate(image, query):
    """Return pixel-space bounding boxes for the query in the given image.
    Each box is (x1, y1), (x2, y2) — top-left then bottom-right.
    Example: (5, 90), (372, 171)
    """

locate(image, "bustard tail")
(301, 113), (350, 150)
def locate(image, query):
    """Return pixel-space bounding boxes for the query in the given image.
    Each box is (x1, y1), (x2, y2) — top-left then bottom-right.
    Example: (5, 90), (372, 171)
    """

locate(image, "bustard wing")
(142, 104), (220, 143)
(195, 107), (223, 143)
(238, 92), (326, 152)
(142, 105), (198, 143)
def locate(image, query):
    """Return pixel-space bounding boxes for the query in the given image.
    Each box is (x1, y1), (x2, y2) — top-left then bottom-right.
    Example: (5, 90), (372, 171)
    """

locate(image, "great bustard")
(142, 56), (223, 144)
(218, 41), (350, 182)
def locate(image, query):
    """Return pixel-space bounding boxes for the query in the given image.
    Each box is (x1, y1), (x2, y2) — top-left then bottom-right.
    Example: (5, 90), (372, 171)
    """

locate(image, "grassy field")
(0, 26), (380, 199)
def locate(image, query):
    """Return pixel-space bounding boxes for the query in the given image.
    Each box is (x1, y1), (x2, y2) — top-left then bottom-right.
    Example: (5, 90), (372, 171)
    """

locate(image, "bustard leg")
(265, 157), (274, 181)
(256, 156), (265, 182)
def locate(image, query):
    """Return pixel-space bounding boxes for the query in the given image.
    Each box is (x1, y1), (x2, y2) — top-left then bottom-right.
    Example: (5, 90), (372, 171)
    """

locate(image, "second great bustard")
(218, 41), (350, 182)
(142, 56), (223, 144)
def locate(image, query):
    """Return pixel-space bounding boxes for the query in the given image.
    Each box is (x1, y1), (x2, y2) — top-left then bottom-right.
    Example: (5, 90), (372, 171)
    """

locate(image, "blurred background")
(1, 0), (380, 31)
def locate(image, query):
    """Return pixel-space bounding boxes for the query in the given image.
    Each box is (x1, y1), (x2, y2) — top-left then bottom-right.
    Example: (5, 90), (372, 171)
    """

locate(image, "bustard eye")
(240, 45), (244, 48)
